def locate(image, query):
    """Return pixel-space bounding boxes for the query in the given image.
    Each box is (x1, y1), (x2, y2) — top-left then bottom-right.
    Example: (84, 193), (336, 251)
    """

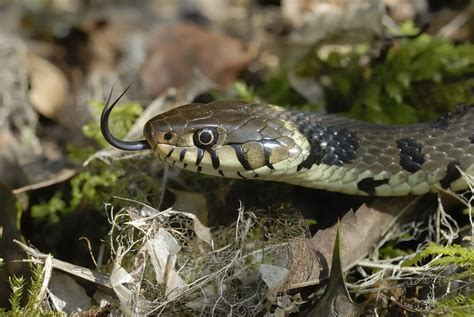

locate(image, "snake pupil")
(199, 131), (212, 144)
(194, 128), (217, 148)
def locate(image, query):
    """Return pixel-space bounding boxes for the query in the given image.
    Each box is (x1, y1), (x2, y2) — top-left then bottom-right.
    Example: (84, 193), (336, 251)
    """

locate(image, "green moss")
(8, 275), (25, 314)
(30, 167), (119, 222)
(306, 219), (317, 226)
(3, 265), (45, 316)
(233, 81), (259, 102)
(435, 292), (474, 317)
(80, 99), (143, 150)
(378, 241), (411, 259)
(31, 192), (66, 223)
(402, 242), (474, 269)
(256, 70), (310, 108)
(69, 169), (118, 210)
(294, 22), (474, 123)
(401, 242), (473, 314)
(31, 97), (142, 222)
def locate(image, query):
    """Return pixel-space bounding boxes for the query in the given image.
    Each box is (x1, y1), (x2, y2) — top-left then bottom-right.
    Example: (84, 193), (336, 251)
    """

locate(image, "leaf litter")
(103, 195), (314, 316)
(11, 165), (473, 315)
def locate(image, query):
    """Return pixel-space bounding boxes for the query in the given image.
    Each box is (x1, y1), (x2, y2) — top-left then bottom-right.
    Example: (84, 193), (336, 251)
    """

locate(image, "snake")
(101, 88), (474, 196)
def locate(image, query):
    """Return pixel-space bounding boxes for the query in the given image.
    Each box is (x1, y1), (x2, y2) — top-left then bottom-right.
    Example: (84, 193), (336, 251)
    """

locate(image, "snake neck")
(269, 106), (474, 196)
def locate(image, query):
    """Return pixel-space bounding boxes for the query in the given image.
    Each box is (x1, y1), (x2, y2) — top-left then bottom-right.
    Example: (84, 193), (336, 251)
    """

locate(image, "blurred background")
(0, 0), (473, 315)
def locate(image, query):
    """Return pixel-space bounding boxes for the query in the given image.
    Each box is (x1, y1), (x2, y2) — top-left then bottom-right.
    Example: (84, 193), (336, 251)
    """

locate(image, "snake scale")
(101, 89), (474, 196)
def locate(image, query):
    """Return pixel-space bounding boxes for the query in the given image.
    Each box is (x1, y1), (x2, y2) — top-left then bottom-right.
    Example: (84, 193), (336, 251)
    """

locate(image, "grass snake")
(101, 89), (474, 196)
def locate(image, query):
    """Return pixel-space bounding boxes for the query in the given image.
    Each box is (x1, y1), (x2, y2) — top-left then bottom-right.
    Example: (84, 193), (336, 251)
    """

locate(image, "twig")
(79, 237), (98, 268)
(438, 11), (470, 38)
(13, 239), (112, 289)
(12, 169), (77, 194)
(34, 254), (52, 311)
(356, 260), (431, 272)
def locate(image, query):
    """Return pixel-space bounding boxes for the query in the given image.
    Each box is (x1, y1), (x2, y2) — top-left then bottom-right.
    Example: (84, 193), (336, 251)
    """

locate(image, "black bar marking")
(179, 148), (187, 162)
(208, 149), (220, 169)
(197, 166), (202, 173)
(440, 161), (462, 189)
(166, 148), (174, 158)
(219, 170), (225, 177)
(357, 178), (389, 195)
(196, 148), (205, 165)
(469, 132), (474, 144)
(263, 141), (277, 170)
(183, 163), (188, 169)
(237, 171), (247, 179)
(230, 144), (252, 170)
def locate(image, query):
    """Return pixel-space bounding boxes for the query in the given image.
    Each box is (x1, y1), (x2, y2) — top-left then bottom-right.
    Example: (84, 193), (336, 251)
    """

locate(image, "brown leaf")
(168, 189), (212, 245)
(307, 225), (361, 317)
(285, 196), (425, 289)
(48, 271), (92, 314)
(141, 23), (252, 97)
(170, 189), (208, 225)
(27, 52), (69, 121)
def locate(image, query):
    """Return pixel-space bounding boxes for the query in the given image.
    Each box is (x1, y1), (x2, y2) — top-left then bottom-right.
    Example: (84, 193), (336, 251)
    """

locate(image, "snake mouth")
(154, 143), (225, 175)
(152, 139), (310, 180)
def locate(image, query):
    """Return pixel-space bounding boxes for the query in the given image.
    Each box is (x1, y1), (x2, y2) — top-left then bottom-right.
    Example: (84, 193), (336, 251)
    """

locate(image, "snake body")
(101, 93), (474, 196)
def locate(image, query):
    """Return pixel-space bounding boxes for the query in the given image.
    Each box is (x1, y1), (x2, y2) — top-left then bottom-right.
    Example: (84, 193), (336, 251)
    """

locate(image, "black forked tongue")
(100, 84), (151, 151)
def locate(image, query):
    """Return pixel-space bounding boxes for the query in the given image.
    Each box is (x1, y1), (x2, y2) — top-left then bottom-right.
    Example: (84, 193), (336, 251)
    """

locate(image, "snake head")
(144, 101), (310, 178)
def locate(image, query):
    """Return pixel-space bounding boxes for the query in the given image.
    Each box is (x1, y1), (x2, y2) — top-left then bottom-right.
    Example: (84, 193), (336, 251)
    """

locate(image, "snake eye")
(194, 128), (217, 148)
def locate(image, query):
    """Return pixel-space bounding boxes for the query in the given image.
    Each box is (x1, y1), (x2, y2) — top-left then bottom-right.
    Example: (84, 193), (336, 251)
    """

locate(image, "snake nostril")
(164, 132), (173, 141)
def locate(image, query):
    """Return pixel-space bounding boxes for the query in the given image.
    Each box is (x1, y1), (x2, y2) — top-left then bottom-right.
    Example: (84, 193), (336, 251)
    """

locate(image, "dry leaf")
(282, 196), (424, 288)
(93, 289), (117, 309)
(165, 190), (213, 244)
(307, 226), (361, 316)
(170, 189), (209, 225)
(27, 52), (69, 121)
(259, 264), (290, 295)
(110, 262), (135, 314)
(141, 23), (252, 97)
(385, 0), (427, 23)
(145, 228), (186, 299)
(48, 271), (92, 314)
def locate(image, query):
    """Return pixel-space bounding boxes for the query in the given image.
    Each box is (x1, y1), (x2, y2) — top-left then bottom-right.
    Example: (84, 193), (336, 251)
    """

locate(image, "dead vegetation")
(0, 0), (473, 316)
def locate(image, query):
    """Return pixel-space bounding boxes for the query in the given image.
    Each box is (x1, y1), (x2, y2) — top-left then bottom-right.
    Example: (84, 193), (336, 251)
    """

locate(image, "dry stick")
(13, 239), (112, 289)
(356, 260), (432, 272)
(436, 201), (441, 244)
(79, 236), (99, 268)
(12, 169), (77, 194)
(437, 11), (470, 38)
(33, 254), (52, 311)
